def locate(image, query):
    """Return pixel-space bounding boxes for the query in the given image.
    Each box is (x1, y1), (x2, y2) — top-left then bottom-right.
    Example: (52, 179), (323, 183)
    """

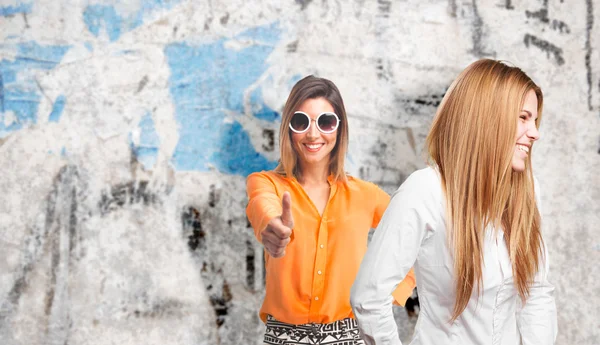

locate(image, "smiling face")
(291, 97), (338, 171)
(511, 89), (540, 172)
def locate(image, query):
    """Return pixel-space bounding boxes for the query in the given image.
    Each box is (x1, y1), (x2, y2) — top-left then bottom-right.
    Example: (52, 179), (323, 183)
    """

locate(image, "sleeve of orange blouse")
(391, 268), (416, 306)
(371, 185), (417, 307)
(246, 172), (283, 242)
(371, 185), (391, 229)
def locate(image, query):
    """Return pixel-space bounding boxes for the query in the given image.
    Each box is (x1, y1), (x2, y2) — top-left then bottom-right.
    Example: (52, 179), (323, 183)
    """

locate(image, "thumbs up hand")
(261, 192), (294, 258)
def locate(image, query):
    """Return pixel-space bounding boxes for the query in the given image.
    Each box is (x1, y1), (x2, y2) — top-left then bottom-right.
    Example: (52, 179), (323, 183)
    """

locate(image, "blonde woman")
(350, 59), (557, 344)
(246, 75), (416, 344)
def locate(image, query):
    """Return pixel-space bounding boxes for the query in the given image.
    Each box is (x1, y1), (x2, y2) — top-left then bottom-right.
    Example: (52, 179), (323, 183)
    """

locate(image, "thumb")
(281, 192), (294, 228)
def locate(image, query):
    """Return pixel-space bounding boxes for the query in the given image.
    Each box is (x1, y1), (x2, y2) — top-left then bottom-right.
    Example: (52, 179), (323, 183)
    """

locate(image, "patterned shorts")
(264, 315), (365, 345)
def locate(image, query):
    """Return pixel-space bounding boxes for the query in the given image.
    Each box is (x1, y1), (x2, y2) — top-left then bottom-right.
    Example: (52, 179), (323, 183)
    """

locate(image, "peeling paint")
(0, 2), (32, 17)
(165, 22), (280, 174)
(0, 2), (597, 345)
(0, 42), (70, 137)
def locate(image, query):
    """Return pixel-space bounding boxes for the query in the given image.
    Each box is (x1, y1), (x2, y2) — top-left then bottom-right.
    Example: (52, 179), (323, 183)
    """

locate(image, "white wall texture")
(0, 0), (598, 344)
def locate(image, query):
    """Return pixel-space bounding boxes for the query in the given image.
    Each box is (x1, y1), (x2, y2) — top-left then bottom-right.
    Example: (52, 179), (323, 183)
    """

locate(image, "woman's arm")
(516, 245), (557, 344)
(352, 172), (438, 344)
(372, 185), (417, 307)
(517, 177), (557, 344)
(246, 172), (282, 242)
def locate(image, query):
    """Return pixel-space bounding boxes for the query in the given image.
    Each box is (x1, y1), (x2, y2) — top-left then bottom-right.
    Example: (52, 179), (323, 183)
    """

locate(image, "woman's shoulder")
(395, 166), (443, 200)
(343, 174), (381, 193)
(344, 174), (366, 186)
(404, 166), (440, 185)
(344, 167), (440, 191)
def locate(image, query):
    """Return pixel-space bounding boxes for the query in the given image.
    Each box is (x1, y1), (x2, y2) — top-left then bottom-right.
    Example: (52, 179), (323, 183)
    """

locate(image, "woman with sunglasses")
(350, 59), (557, 344)
(246, 75), (417, 344)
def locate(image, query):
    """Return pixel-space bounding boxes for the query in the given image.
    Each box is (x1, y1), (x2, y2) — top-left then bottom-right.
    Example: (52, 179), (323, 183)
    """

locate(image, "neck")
(298, 160), (330, 186)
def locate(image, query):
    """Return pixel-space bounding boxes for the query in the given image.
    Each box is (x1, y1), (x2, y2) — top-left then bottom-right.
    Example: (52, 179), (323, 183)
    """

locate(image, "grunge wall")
(0, 1), (598, 344)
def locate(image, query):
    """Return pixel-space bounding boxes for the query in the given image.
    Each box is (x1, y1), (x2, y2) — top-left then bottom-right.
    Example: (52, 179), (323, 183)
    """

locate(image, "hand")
(261, 192), (294, 258)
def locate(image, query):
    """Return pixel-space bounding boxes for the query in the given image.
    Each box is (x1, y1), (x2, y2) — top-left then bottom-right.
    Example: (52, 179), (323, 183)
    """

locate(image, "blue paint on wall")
(83, 1), (181, 42)
(250, 87), (279, 122)
(13, 42), (70, 69)
(83, 5), (122, 42)
(165, 22), (281, 175)
(0, 72), (4, 113)
(0, 41), (70, 137)
(2, 69), (16, 83)
(0, 2), (32, 17)
(48, 95), (66, 123)
(130, 112), (160, 170)
(210, 121), (277, 175)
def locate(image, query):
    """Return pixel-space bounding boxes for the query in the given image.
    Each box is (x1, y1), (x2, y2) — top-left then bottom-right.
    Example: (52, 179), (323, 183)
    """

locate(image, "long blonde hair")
(426, 59), (544, 321)
(275, 75), (349, 182)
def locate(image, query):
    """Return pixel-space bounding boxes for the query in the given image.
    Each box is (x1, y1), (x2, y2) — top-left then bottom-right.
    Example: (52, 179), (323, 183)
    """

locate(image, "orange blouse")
(246, 171), (416, 325)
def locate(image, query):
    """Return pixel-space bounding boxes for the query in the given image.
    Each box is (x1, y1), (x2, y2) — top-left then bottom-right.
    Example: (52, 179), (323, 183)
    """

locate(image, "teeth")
(306, 144), (323, 149)
(517, 144), (529, 153)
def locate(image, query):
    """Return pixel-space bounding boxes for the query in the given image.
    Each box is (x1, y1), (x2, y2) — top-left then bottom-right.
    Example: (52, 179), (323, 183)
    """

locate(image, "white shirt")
(350, 167), (557, 345)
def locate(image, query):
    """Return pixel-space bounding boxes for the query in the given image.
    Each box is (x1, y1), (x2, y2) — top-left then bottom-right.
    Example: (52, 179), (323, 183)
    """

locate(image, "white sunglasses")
(289, 111), (340, 134)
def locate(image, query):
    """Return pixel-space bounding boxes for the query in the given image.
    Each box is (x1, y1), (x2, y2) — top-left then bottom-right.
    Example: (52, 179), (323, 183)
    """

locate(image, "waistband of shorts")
(266, 315), (359, 333)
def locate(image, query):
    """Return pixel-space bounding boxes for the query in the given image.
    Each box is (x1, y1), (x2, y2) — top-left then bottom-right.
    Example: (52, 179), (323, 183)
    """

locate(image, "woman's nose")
(527, 123), (540, 141)
(307, 120), (319, 138)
